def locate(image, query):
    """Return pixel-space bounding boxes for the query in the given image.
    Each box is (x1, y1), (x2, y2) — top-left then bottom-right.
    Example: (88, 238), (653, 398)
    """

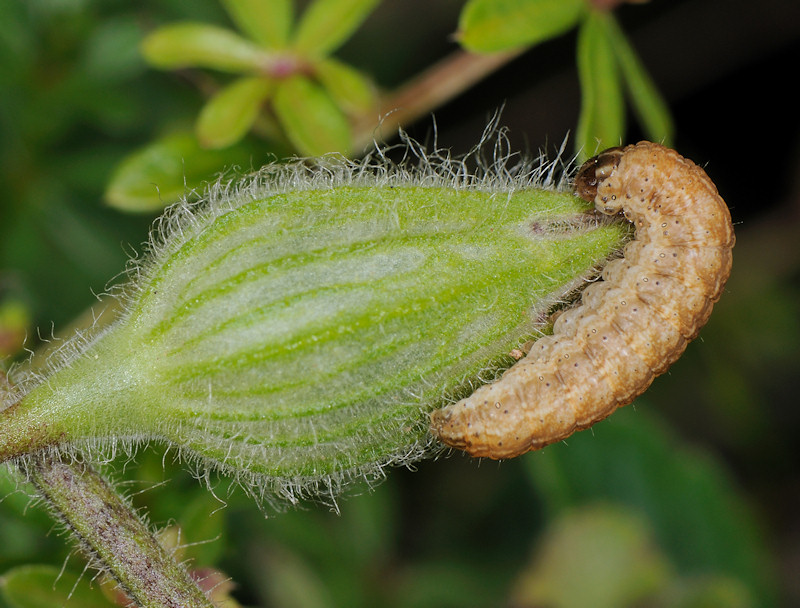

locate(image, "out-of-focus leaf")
(73, 87), (140, 132)
(220, 0), (294, 48)
(660, 575), (754, 608)
(104, 131), (254, 212)
(394, 560), (508, 608)
(575, 11), (624, 160)
(196, 76), (273, 149)
(458, 0), (585, 53)
(524, 407), (779, 607)
(176, 493), (228, 566)
(314, 57), (376, 115)
(335, 482), (396, 566)
(0, 469), (63, 569)
(273, 75), (352, 155)
(248, 544), (333, 608)
(293, 0), (380, 56)
(510, 504), (671, 608)
(141, 22), (268, 72)
(0, 565), (112, 608)
(80, 17), (146, 82)
(605, 15), (674, 147)
(0, 298), (29, 359)
(42, 198), (128, 278)
(0, 175), (143, 327)
(0, 1), (32, 68)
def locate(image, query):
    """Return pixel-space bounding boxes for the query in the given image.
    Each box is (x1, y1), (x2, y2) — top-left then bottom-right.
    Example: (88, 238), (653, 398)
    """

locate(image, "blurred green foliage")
(138, 0), (379, 157)
(1, 1), (183, 326)
(459, 0), (672, 157)
(0, 0), (791, 607)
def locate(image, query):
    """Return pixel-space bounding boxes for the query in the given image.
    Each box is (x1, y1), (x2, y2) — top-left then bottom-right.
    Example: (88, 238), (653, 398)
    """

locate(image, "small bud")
(0, 297), (30, 359)
(2, 147), (626, 504)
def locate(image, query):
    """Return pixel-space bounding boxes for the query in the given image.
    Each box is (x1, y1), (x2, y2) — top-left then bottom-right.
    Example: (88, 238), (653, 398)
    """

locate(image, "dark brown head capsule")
(574, 147), (625, 202)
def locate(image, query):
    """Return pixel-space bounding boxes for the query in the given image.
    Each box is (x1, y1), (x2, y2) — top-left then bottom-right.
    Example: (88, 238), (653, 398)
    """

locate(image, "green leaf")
(80, 16), (146, 82)
(273, 75), (352, 155)
(253, 544), (333, 608)
(7, 178), (627, 499)
(141, 22), (268, 72)
(575, 12), (625, 161)
(0, 565), (113, 608)
(524, 407), (778, 606)
(0, 470), (64, 567)
(392, 561), (505, 608)
(314, 57), (377, 115)
(458, 0), (585, 53)
(661, 575), (755, 608)
(104, 131), (254, 212)
(220, 0), (294, 48)
(196, 76), (273, 149)
(510, 505), (671, 608)
(605, 15), (674, 147)
(175, 493), (228, 566)
(293, 0), (381, 56)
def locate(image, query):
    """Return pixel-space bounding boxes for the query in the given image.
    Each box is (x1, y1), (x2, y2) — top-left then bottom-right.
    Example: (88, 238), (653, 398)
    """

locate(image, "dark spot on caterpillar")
(430, 142), (734, 459)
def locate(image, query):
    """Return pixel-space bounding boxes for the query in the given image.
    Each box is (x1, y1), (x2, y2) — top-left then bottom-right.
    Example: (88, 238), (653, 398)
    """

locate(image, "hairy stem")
(23, 454), (215, 608)
(352, 48), (521, 149)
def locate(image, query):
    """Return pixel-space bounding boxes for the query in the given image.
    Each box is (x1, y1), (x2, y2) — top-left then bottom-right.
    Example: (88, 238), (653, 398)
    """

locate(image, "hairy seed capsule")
(1, 154), (626, 502)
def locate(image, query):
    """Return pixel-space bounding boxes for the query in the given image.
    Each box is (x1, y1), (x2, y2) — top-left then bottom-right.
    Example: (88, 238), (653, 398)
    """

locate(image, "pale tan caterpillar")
(430, 141), (734, 459)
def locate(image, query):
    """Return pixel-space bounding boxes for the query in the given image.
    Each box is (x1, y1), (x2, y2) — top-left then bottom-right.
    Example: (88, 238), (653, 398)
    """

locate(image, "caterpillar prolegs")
(430, 142), (735, 459)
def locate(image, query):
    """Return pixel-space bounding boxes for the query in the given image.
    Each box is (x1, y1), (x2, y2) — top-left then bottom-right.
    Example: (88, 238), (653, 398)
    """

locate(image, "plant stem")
(352, 48), (522, 150)
(23, 454), (215, 608)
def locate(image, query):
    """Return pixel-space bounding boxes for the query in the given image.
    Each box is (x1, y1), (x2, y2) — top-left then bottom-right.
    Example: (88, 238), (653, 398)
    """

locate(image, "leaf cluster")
(140, 0), (379, 156)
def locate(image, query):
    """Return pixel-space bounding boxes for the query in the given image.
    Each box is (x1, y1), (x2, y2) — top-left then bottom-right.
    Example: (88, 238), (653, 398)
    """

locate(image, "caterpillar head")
(574, 147), (624, 214)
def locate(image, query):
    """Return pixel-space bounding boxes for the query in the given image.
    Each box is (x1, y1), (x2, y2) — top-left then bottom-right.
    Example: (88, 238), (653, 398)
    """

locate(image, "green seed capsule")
(1, 157), (627, 502)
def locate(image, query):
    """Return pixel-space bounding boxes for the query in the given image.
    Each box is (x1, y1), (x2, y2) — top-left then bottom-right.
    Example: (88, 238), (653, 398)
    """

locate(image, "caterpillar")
(430, 141), (735, 459)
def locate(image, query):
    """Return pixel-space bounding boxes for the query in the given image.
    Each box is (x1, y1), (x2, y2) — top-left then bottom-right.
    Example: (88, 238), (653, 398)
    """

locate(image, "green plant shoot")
(1, 151), (627, 504)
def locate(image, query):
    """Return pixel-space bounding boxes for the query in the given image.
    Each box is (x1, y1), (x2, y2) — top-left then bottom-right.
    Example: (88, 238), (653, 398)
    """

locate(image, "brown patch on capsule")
(430, 142), (734, 459)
